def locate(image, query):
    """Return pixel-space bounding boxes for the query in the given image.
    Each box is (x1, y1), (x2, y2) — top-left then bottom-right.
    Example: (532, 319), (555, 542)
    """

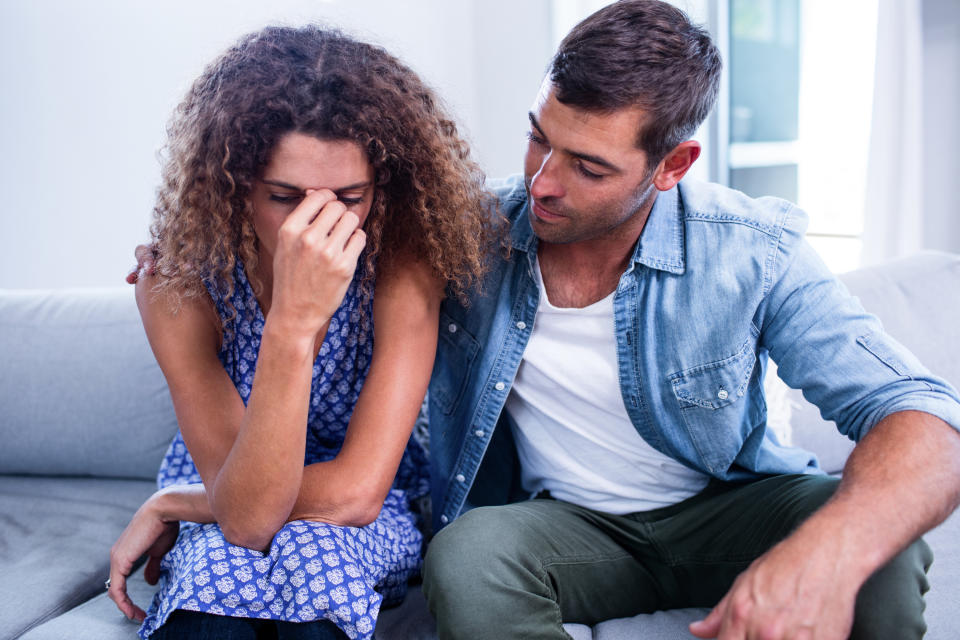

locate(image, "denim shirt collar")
(509, 184), (686, 275)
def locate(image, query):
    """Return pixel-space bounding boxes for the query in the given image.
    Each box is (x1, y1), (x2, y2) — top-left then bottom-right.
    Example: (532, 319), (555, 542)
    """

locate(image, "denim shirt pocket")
(433, 311), (480, 416)
(668, 339), (759, 474)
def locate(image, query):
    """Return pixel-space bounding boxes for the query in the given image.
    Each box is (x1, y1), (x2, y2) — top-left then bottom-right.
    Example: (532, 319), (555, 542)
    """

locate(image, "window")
(725, 0), (878, 272)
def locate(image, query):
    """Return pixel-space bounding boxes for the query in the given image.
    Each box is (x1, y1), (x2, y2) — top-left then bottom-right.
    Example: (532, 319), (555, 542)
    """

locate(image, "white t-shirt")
(505, 258), (709, 514)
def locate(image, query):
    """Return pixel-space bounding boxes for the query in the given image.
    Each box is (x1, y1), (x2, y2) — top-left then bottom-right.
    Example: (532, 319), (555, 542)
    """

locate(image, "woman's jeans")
(150, 610), (349, 640)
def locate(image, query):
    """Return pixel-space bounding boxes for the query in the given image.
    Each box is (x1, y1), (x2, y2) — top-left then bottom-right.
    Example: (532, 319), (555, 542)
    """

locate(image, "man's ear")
(652, 140), (701, 191)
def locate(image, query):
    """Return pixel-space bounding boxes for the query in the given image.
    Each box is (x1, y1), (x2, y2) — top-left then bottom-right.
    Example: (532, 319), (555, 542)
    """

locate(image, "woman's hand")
(268, 189), (367, 339)
(107, 493), (180, 622)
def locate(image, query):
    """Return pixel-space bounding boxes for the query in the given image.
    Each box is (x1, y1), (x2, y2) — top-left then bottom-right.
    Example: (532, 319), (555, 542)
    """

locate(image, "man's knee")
(851, 537), (933, 640)
(423, 505), (541, 598)
(423, 504), (559, 638)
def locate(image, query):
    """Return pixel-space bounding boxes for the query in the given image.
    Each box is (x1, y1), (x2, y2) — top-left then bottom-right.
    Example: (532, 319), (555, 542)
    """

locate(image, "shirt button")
(495, 381), (506, 391)
(516, 321), (527, 330)
(447, 323), (457, 333)
(717, 389), (728, 400)
(474, 429), (485, 438)
(440, 515), (449, 524)
(456, 474), (466, 483)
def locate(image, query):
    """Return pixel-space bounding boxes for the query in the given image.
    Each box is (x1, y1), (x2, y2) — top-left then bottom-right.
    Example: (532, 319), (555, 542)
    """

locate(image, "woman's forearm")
(153, 483), (216, 524)
(208, 319), (318, 548)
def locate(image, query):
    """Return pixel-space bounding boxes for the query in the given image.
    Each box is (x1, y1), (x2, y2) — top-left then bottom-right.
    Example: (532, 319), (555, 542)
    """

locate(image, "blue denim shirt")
(427, 175), (960, 532)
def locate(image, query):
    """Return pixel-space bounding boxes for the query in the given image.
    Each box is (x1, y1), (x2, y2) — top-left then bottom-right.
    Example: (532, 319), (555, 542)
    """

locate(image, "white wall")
(0, 0), (552, 288)
(4, 0), (957, 289)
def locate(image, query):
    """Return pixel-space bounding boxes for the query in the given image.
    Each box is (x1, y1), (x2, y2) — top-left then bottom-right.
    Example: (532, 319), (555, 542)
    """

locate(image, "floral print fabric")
(140, 260), (429, 639)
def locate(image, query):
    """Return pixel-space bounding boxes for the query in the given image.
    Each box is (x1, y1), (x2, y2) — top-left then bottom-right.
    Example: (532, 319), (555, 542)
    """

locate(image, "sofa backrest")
(0, 287), (177, 480)
(1, 251), (956, 481)
(786, 250), (960, 473)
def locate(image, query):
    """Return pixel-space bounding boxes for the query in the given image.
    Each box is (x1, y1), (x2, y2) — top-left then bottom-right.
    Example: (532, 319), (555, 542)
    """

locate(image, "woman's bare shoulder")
(134, 274), (221, 367)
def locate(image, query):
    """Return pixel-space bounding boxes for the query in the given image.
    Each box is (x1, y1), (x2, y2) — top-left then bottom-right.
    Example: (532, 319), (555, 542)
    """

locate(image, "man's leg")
(423, 475), (932, 640)
(422, 499), (671, 640)
(643, 474), (932, 639)
(851, 534), (932, 638)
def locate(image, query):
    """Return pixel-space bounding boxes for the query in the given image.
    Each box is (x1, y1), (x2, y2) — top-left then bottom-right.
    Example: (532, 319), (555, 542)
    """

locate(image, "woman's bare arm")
(134, 253), (440, 544)
(136, 190), (366, 549)
(288, 256), (443, 526)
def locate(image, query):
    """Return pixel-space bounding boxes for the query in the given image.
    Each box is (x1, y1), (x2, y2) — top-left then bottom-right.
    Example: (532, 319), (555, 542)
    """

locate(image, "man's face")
(523, 81), (658, 246)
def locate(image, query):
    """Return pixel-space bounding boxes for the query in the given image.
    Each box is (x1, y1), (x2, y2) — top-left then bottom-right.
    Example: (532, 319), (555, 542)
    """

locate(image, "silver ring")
(105, 578), (111, 590)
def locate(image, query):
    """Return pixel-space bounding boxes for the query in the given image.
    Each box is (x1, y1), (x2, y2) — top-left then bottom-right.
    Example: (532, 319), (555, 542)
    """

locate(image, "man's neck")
(537, 211), (650, 309)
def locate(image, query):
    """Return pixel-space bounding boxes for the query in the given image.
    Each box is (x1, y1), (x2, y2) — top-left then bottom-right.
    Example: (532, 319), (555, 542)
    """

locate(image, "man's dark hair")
(550, 0), (722, 165)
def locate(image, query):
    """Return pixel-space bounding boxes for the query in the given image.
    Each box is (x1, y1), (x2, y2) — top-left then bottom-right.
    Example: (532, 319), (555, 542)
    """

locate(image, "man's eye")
(526, 131), (547, 147)
(269, 194), (301, 204)
(577, 163), (603, 180)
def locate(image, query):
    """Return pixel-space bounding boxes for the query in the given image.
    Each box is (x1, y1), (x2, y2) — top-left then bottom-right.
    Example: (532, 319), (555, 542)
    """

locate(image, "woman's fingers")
(343, 228), (367, 263)
(106, 499), (177, 623)
(282, 196), (363, 278)
(269, 190), (367, 332)
(282, 188), (339, 232)
(311, 208), (360, 255)
(107, 548), (147, 622)
(143, 554), (163, 586)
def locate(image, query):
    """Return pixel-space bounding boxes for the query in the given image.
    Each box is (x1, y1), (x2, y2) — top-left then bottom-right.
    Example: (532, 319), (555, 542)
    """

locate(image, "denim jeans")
(150, 610), (349, 640)
(423, 474), (932, 640)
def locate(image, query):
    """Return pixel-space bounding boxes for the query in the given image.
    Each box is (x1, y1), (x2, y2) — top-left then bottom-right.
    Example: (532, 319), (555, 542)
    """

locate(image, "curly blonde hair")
(149, 25), (499, 310)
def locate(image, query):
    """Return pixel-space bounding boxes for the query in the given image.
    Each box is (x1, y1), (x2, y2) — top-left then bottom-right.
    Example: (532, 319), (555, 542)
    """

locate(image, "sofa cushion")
(924, 510), (960, 640)
(0, 288), (177, 479)
(17, 570), (153, 640)
(22, 513), (960, 639)
(0, 475), (155, 640)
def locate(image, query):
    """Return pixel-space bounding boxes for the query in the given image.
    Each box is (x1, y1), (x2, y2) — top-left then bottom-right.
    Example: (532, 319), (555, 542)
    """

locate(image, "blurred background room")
(1, 0), (958, 288)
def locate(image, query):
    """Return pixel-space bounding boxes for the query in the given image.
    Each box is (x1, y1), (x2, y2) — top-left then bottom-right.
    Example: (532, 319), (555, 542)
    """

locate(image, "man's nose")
(530, 153), (564, 201)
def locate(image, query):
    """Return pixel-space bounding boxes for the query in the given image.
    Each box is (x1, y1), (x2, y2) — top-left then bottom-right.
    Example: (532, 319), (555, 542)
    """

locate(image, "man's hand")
(125, 244), (157, 284)
(108, 492), (179, 621)
(691, 411), (960, 639)
(689, 529), (857, 640)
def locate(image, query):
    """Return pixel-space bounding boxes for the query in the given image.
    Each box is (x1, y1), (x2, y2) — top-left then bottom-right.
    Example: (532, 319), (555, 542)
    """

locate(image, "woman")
(107, 25), (495, 640)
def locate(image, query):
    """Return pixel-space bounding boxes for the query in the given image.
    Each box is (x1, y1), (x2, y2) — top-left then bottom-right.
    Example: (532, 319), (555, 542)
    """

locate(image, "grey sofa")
(2, 250), (958, 640)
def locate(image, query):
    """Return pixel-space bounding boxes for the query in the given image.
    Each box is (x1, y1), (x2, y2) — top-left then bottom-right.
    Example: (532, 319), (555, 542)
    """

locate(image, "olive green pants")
(422, 474), (932, 640)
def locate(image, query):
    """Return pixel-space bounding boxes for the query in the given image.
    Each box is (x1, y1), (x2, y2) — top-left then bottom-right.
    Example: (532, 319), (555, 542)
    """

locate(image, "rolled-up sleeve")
(758, 207), (960, 442)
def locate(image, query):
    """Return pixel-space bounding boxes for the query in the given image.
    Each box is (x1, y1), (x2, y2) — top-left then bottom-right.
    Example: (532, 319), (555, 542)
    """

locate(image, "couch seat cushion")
(0, 475), (155, 640)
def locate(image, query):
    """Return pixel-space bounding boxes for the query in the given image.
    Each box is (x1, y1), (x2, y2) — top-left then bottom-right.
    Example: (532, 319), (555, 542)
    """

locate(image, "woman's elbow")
(220, 518), (279, 552)
(320, 491), (386, 528)
(346, 499), (385, 528)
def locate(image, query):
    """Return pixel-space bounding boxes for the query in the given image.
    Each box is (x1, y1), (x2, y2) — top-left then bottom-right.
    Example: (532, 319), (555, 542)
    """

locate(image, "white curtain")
(861, 0), (925, 266)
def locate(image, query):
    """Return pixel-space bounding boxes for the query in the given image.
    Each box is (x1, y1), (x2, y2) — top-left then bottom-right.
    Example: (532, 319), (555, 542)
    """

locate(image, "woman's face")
(250, 132), (375, 264)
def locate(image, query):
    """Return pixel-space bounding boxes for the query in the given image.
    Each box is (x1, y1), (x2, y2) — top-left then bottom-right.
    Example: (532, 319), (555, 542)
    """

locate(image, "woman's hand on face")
(269, 189), (367, 337)
(108, 494), (180, 622)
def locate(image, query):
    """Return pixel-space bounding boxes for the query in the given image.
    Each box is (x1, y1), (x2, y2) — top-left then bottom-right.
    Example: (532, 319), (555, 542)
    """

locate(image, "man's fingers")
(133, 244), (157, 272)
(129, 243), (158, 283)
(715, 596), (749, 640)
(690, 598), (725, 638)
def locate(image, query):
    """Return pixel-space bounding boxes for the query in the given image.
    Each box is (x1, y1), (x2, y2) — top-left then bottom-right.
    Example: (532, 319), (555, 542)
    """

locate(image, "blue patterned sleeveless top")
(155, 258), (430, 499)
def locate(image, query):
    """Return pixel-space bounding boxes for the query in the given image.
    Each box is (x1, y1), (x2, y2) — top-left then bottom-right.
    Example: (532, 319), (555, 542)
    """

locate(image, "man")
(421, 2), (960, 639)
